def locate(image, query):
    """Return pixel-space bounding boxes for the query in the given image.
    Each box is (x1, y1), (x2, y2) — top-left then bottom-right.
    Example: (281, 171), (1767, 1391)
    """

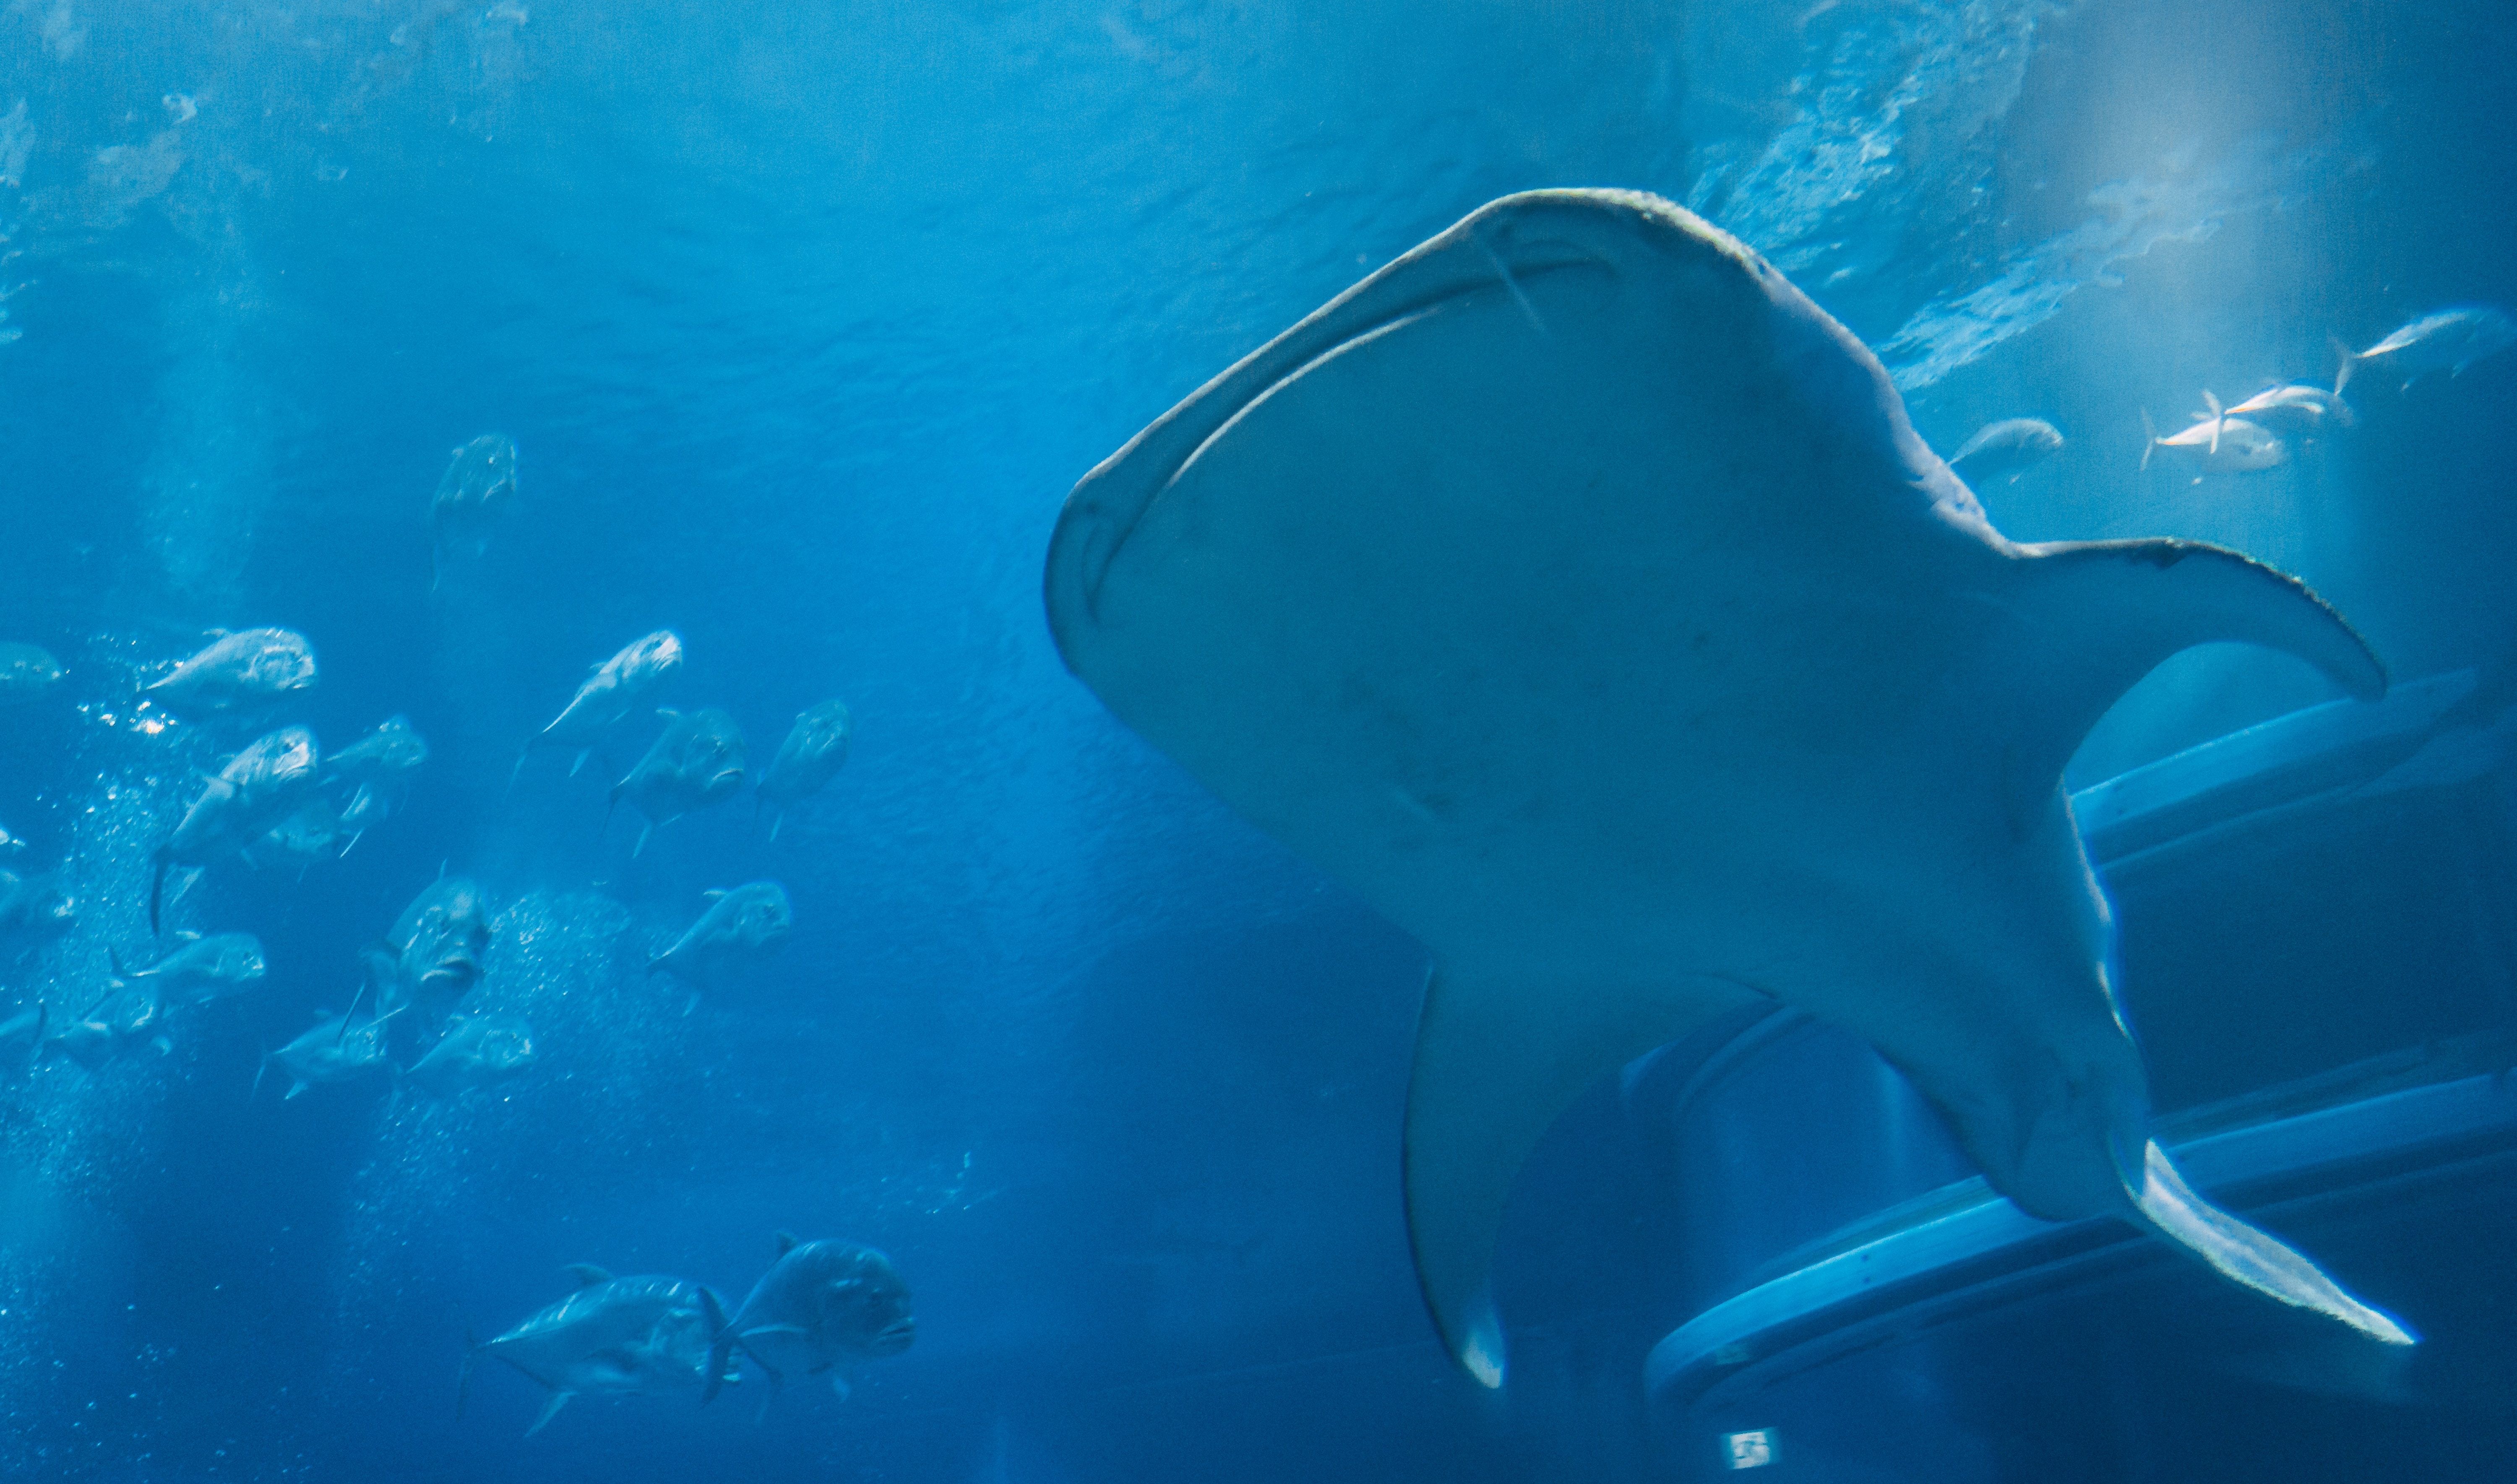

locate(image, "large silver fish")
(111, 930), (266, 1007)
(462, 1268), (736, 1436)
(321, 715), (429, 850)
(142, 628), (316, 718)
(153, 726), (320, 932)
(257, 1005), (393, 1099)
(431, 432), (519, 587)
(608, 708), (745, 855)
(403, 1012), (535, 1101)
(756, 700), (852, 841)
(373, 874), (493, 1025)
(2355, 305), (2515, 385)
(704, 1233), (914, 1411)
(647, 880), (792, 988)
(519, 631), (685, 778)
(1044, 189), (2410, 1387)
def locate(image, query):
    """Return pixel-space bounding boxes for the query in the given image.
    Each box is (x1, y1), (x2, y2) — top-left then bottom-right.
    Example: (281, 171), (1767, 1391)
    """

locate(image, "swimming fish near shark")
(2354, 305), (2515, 386)
(704, 1233), (914, 1412)
(431, 432), (519, 588)
(403, 1012), (536, 1101)
(1043, 189), (2413, 1387)
(257, 1003), (396, 1099)
(462, 1268), (738, 1436)
(111, 930), (266, 1007)
(609, 708), (745, 855)
(142, 628), (316, 719)
(756, 700), (852, 841)
(1946, 417), (2063, 486)
(152, 726), (321, 932)
(648, 880), (792, 989)
(518, 631), (684, 781)
(2142, 395), (2286, 476)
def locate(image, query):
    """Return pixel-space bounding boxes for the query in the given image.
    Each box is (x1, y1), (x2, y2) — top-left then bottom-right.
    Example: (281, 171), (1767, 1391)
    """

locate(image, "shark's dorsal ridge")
(1406, 964), (1764, 1385)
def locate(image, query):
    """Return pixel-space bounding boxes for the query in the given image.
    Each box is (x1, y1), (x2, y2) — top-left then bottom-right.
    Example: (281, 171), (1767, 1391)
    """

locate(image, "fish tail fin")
(251, 1047), (271, 1098)
(633, 824), (651, 858)
(2202, 389), (2224, 455)
(701, 1287), (735, 1405)
(2125, 1140), (2415, 1346)
(767, 809), (783, 844)
(2330, 334), (2355, 397)
(2138, 408), (2157, 471)
(571, 750), (591, 778)
(504, 750), (529, 800)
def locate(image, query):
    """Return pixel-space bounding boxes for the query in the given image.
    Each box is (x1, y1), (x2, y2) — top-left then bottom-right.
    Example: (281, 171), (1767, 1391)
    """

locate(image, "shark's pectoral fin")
(1404, 963), (1764, 1388)
(2127, 1140), (2415, 1344)
(1999, 539), (2386, 813)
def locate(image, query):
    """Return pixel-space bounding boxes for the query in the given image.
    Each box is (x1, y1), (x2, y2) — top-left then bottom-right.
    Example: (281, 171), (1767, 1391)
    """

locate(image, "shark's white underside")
(1045, 189), (2413, 1385)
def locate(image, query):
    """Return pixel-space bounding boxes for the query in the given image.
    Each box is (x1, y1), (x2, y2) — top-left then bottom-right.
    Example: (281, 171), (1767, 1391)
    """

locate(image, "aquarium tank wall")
(0, 1), (2513, 1480)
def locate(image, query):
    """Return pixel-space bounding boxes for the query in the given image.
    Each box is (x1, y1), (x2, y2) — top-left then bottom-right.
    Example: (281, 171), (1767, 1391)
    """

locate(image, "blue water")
(1, 2), (2514, 1480)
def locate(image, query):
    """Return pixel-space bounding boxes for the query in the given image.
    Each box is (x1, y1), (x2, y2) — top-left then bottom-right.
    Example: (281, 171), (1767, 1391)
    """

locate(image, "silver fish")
(2356, 305), (2515, 385)
(404, 1012), (535, 1101)
(258, 1005), (394, 1099)
(2142, 397), (2287, 475)
(609, 708), (745, 854)
(464, 1268), (736, 1436)
(431, 433), (519, 586)
(1946, 417), (2064, 486)
(0, 868), (73, 942)
(142, 628), (317, 718)
(705, 1234), (913, 1411)
(756, 700), (852, 840)
(522, 631), (685, 777)
(648, 881), (792, 987)
(112, 930), (266, 1007)
(153, 726), (320, 932)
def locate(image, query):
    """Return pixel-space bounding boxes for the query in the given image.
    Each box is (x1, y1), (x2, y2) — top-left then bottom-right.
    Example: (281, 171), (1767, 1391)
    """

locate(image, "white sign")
(1723, 1429), (1777, 1470)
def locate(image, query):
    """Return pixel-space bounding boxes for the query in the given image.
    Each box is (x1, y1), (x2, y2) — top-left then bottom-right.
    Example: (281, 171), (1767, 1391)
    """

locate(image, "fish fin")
(1998, 539), (2386, 818)
(285, 1080), (307, 1100)
(2127, 1140), (2414, 1345)
(2329, 334), (2355, 397)
(562, 1263), (612, 1287)
(774, 1230), (798, 1257)
(2202, 389), (2223, 454)
(703, 889), (725, 901)
(2138, 408), (2156, 471)
(570, 750), (590, 777)
(524, 1389), (571, 1437)
(633, 824), (651, 858)
(252, 1048), (271, 1096)
(177, 929), (200, 942)
(1404, 963), (1764, 1388)
(700, 1286), (734, 1404)
(767, 810), (783, 844)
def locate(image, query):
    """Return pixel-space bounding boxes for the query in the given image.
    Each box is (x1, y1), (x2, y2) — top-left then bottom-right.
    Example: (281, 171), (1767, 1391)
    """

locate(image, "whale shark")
(1043, 189), (2413, 1388)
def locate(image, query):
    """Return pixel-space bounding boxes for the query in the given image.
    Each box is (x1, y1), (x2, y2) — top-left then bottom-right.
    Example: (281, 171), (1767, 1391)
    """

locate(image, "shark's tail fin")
(2125, 1140), (2415, 1346)
(2139, 408), (2157, 471)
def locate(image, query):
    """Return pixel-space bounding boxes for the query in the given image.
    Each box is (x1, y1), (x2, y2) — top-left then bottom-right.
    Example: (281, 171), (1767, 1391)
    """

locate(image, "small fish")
(0, 643), (64, 704)
(112, 930), (266, 1007)
(463, 1269), (739, 1436)
(322, 715), (428, 849)
(756, 700), (852, 840)
(2356, 305), (2516, 385)
(649, 881), (792, 987)
(44, 986), (167, 1070)
(2142, 397), (2286, 475)
(257, 1004), (395, 1099)
(705, 1234), (914, 1412)
(609, 708), (745, 854)
(2219, 342), (2356, 433)
(519, 631), (685, 779)
(142, 629), (317, 719)
(378, 875), (493, 1024)
(0, 869), (73, 942)
(1946, 417), (2064, 487)
(431, 433), (519, 587)
(403, 1012), (536, 1101)
(153, 726), (320, 932)
(247, 797), (348, 875)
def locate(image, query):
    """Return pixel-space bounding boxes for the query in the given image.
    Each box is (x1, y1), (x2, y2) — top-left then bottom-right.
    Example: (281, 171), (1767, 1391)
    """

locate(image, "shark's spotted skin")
(1045, 189), (2411, 1387)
